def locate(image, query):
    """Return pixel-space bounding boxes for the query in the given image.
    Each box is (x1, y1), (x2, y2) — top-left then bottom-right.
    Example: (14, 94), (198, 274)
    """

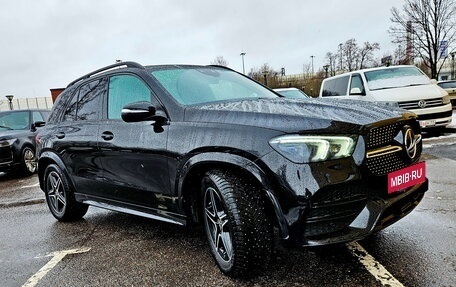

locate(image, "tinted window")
(0, 111), (30, 130)
(62, 90), (78, 122)
(77, 79), (105, 121)
(108, 75), (151, 119)
(321, 76), (349, 97)
(32, 111), (44, 123)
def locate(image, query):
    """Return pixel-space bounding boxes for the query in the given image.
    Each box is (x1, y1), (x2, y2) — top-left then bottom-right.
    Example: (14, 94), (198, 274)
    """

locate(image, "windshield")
(275, 89), (309, 98)
(438, 81), (456, 89)
(150, 67), (278, 105)
(0, 111), (30, 130)
(364, 67), (430, 91)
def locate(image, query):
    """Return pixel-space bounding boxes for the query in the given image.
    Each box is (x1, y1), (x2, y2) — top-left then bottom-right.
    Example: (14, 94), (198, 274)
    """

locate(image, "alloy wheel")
(23, 148), (37, 173)
(46, 171), (67, 216)
(204, 187), (233, 262)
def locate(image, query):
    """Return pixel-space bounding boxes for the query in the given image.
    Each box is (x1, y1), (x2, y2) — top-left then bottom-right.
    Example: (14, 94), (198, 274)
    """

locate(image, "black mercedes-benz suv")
(36, 62), (428, 277)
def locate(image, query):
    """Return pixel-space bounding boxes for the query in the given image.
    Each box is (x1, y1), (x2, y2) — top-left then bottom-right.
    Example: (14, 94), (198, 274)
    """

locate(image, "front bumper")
(282, 178), (428, 246)
(0, 145), (16, 172)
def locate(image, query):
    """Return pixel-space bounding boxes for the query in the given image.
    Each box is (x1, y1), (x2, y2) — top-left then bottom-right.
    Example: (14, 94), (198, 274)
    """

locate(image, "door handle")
(101, 131), (114, 141)
(56, 132), (65, 139)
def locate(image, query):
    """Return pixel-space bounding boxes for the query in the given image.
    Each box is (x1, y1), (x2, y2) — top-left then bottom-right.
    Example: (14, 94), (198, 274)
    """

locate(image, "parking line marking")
(347, 242), (405, 287)
(20, 183), (40, 189)
(22, 247), (91, 287)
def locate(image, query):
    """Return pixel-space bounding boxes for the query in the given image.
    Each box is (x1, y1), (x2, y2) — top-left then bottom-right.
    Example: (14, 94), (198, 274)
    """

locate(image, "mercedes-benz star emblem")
(403, 126), (421, 160)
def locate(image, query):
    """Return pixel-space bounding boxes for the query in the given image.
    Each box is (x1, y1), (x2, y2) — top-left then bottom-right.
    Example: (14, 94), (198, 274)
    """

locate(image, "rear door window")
(76, 79), (106, 121)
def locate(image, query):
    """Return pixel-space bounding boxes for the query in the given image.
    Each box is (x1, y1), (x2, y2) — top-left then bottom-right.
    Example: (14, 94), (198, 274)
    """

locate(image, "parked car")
(274, 87), (310, 98)
(319, 65), (452, 130)
(0, 109), (49, 175)
(37, 62), (428, 277)
(437, 79), (456, 107)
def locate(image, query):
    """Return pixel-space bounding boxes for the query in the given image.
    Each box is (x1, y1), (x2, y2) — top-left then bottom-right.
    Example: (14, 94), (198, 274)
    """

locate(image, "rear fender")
(37, 150), (74, 192)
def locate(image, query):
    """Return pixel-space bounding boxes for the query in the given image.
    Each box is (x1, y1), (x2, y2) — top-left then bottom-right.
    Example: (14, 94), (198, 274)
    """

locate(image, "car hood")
(370, 84), (447, 101)
(0, 129), (29, 140)
(184, 98), (411, 133)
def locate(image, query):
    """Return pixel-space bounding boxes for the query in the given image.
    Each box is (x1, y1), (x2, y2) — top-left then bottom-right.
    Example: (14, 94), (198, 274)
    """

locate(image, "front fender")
(177, 151), (289, 238)
(177, 152), (270, 197)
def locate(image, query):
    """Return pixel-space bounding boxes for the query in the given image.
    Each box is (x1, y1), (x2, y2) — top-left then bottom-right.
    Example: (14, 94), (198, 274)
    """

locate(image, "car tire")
(201, 170), (273, 278)
(44, 164), (88, 221)
(20, 146), (37, 176)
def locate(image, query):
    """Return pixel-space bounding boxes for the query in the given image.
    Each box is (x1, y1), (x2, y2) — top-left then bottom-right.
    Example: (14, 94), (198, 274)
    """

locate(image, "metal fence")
(0, 97), (53, 111)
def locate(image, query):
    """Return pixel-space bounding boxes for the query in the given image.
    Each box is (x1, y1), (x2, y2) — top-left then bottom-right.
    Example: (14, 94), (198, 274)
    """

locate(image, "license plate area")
(419, 120), (436, 128)
(387, 162), (426, 194)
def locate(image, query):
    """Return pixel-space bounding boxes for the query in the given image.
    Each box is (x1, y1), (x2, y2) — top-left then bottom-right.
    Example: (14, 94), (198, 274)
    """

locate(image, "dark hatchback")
(37, 62), (428, 277)
(0, 109), (49, 175)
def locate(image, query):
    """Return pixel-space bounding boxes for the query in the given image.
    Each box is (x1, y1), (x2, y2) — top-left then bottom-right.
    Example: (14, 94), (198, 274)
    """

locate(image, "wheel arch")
(38, 151), (74, 192)
(178, 152), (288, 237)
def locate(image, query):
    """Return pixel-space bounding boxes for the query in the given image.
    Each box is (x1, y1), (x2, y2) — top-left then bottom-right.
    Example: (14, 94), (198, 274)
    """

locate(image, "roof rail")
(67, 61), (144, 87)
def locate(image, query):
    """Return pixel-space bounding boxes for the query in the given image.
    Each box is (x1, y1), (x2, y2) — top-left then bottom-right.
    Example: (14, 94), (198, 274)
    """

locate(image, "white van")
(319, 65), (452, 129)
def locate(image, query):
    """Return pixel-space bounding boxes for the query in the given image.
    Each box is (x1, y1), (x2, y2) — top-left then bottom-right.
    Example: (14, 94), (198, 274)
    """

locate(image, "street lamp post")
(451, 52), (455, 80)
(262, 71), (268, 86)
(339, 43), (343, 71)
(5, 95), (14, 110)
(240, 52), (246, 74)
(323, 65), (329, 78)
(310, 55), (315, 75)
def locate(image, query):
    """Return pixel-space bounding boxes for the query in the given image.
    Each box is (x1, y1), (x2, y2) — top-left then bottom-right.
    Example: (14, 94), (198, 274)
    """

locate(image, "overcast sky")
(0, 0), (405, 99)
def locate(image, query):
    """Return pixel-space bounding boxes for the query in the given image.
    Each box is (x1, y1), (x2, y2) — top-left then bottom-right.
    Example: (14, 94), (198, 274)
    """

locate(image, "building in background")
(0, 96), (53, 111)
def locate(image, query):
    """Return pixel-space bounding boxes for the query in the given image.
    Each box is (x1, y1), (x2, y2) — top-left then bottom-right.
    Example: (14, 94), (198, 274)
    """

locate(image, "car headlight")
(0, 138), (17, 147)
(442, 95), (451, 104)
(269, 135), (357, 163)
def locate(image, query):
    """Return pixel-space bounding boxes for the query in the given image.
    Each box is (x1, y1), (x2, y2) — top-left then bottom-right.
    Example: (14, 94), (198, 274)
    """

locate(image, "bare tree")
(324, 39), (380, 74)
(248, 63), (279, 87)
(359, 42), (380, 69)
(325, 52), (337, 76)
(343, 39), (360, 71)
(390, 0), (456, 78)
(211, 56), (229, 66)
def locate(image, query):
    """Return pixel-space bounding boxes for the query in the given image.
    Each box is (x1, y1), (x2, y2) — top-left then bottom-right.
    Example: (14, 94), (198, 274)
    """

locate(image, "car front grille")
(366, 122), (402, 149)
(398, 97), (444, 109)
(364, 120), (422, 176)
(0, 146), (13, 165)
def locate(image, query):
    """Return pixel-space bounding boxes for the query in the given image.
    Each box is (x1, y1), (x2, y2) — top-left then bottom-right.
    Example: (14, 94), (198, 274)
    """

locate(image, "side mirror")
(121, 101), (167, 123)
(350, 87), (364, 95)
(31, 121), (46, 131)
(430, 79), (437, 84)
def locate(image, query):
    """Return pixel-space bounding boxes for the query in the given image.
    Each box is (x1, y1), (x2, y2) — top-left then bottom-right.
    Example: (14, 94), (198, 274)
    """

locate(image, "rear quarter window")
(321, 76), (350, 97)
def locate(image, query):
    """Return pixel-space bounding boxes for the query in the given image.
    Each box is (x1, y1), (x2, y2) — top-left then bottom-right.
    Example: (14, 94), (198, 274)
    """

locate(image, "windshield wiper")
(0, 125), (13, 130)
(371, 86), (397, 91)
